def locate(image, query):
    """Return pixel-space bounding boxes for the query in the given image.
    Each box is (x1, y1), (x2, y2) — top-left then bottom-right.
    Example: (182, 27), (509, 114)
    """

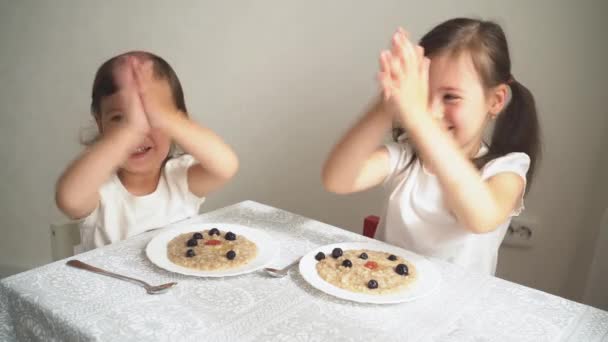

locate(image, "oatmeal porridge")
(315, 248), (416, 294)
(167, 228), (257, 270)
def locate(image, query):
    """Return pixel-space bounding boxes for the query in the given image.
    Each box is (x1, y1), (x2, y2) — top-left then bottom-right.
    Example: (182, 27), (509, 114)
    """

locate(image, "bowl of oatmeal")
(166, 228), (258, 271)
(299, 242), (440, 304)
(146, 223), (279, 277)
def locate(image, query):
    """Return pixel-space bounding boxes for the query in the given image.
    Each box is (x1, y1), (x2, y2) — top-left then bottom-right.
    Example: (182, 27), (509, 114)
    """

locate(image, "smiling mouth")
(131, 146), (152, 158)
(134, 146), (151, 153)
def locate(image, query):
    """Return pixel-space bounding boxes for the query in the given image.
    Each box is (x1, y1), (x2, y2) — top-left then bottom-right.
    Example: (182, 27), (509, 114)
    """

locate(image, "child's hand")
(114, 57), (151, 135)
(378, 28), (432, 126)
(131, 58), (180, 130)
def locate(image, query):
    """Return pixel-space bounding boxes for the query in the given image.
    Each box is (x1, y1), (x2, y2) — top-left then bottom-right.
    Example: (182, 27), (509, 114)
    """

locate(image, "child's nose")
(429, 100), (444, 120)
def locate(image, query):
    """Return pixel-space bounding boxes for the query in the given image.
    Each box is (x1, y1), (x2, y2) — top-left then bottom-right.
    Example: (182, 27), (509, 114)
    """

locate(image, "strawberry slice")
(204, 239), (222, 246)
(364, 261), (378, 270)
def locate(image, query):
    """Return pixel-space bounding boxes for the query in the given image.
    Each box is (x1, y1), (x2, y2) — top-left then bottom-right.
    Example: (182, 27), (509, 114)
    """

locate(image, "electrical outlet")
(501, 217), (537, 248)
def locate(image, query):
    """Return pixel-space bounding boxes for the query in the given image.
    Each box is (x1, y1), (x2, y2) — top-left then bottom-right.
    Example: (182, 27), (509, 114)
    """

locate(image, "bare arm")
(404, 112), (524, 233)
(322, 99), (394, 194)
(55, 128), (144, 219)
(158, 112), (239, 197)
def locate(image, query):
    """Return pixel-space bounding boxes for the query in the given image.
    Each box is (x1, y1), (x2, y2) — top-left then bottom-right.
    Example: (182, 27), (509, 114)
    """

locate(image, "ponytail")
(475, 80), (541, 191)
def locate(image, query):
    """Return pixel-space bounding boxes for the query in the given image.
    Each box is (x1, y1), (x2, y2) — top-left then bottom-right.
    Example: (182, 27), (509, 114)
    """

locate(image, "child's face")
(427, 51), (506, 157)
(97, 79), (176, 175)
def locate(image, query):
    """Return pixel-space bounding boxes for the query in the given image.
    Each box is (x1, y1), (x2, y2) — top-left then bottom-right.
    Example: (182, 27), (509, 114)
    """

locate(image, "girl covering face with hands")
(56, 51), (239, 251)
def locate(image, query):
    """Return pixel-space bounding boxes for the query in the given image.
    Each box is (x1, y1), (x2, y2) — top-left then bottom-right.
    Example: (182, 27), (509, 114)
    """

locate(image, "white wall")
(1, 0), (606, 301)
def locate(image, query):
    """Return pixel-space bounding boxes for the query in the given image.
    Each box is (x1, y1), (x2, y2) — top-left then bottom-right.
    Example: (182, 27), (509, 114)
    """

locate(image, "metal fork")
(263, 257), (302, 278)
(66, 259), (177, 294)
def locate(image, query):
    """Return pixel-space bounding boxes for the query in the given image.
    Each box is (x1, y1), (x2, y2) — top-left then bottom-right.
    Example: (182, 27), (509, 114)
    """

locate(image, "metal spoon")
(66, 259), (177, 294)
(263, 257), (302, 278)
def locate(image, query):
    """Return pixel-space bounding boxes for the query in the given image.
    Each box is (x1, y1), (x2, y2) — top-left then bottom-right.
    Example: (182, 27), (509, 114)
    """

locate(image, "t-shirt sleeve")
(164, 154), (206, 207)
(76, 206), (99, 253)
(481, 152), (531, 216)
(74, 178), (116, 253)
(382, 142), (413, 187)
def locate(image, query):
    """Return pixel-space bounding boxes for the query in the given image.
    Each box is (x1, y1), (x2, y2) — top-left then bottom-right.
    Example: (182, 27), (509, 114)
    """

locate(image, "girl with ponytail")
(322, 18), (540, 275)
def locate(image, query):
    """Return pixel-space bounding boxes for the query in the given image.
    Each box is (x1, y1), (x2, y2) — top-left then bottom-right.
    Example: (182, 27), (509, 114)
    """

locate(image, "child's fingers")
(128, 58), (146, 107)
(397, 27), (408, 40)
(380, 50), (398, 92)
(129, 58), (154, 115)
(114, 57), (135, 88)
(379, 50), (391, 74)
(415, 46), (425, 72)
(388, 53), (403, 86)
(132, 58), (156, 103)
(400, 34), (418, 75)
(391, 32), (406, 70)
(421, 56), (431, 102)
(421, 57), (430, 82)
(140, 60), (155, 81)
(131, 58), (153, 84)
(131, 57), (145, 89)
(396, 27), (410, 51)
(132, 58), (160, 103)
(377, 72), (392, 100)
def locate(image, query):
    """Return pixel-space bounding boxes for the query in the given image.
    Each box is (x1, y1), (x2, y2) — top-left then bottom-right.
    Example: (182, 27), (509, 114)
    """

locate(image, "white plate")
(146, 223), (279, 277)
(299, 242), (440, 304)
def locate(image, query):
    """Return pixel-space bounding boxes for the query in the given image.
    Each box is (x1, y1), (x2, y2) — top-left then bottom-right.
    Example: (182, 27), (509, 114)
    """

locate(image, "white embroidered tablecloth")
(1, 201), (607, 341)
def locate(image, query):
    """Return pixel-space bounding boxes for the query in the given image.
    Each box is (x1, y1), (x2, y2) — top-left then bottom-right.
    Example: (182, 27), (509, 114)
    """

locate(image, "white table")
(1, 201), (607, 341)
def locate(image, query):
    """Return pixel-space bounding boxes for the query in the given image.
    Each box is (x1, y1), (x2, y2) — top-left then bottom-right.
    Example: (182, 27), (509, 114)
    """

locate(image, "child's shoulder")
(383, 140), (417, 185)
(164, 153), (196, 169)
(162, 153), (198, 181)
(384, 140), (413, 153)
(384, 140), (415, 166)
(481, 152), (531, 180)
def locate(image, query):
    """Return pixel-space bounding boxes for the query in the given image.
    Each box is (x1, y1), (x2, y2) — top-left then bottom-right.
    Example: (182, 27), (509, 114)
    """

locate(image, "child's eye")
(443, 94), (460, 102)
(110, 114), (123, 122)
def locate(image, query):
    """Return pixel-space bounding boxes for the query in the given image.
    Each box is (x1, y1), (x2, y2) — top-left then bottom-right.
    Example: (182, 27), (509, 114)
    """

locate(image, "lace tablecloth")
(1, 201), (607, 341)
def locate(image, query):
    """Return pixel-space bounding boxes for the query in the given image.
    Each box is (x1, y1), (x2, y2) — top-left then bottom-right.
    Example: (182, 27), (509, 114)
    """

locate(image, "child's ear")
(488, 84), (509, 118)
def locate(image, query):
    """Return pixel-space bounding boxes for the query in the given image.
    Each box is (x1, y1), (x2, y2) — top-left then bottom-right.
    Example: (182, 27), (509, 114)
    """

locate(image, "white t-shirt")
(76, 154), (205, 252)
(376, 142), (530, 275)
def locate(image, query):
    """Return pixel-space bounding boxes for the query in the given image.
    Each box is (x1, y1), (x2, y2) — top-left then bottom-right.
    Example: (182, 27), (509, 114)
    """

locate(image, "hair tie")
(507, 75), (516, 85)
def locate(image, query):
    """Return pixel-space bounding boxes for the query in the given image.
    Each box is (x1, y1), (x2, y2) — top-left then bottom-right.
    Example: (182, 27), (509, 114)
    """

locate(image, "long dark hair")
(393, 18), (541, 191)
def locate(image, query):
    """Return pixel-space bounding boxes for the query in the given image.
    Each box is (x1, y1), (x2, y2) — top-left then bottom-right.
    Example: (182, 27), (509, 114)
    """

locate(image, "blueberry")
(388, 254), (398, 261)
(331, 248), (343, 259)
(226, 250), (236, 260)
(193, 232), (203, 240)
(315, 252), (326, 261)
(185, 249), (195, 257)
(395, 263), (409, 276)
(342, 259), (353, 268)
(186, 238), (198, 247)
(209, 228), (220, 236)
(359, 252), (368, 260)
(225, 232), (237, 241)
(367, 279), (379, 289)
